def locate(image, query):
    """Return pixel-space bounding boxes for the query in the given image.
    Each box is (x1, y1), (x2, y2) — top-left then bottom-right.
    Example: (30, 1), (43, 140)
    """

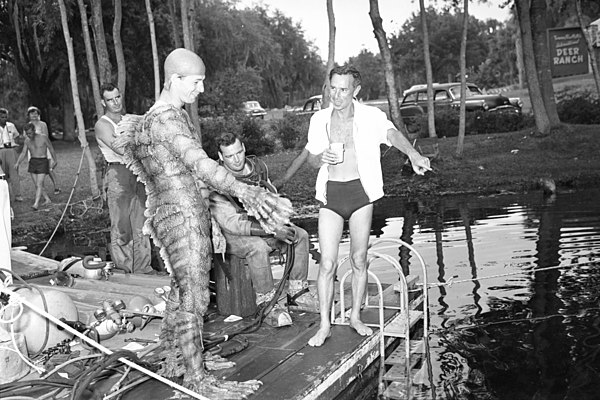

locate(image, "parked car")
(289, 95), (322, 115)
(302, 95), (322, 113)
(241, 101), (267, 119)
(399, 83), (523, 133)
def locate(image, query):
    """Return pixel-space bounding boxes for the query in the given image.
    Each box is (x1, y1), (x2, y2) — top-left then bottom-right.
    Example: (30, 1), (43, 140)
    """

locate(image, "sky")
(237, 0), (511, 63)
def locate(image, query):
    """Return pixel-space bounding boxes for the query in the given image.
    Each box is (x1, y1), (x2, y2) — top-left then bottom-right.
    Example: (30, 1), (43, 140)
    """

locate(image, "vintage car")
(400, 83), (522, 133)
(241, 100), (267, 119)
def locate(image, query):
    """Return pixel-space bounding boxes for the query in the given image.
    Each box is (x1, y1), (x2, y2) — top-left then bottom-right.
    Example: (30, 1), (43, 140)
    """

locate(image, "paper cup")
(330, 143), (344, 163)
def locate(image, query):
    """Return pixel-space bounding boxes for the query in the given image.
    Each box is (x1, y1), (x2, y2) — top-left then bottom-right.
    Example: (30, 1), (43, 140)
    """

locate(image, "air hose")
(202, 241), (296, 351)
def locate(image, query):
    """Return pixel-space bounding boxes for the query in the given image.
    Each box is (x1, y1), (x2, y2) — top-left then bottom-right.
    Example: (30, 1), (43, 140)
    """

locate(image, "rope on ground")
(68, 197), (104, 218)
(418, 261), (597, 289)
(38, 146), (89, 257)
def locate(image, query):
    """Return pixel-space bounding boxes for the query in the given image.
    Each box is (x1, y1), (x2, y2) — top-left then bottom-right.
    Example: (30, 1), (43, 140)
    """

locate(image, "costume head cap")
(27, 106), (41, 114)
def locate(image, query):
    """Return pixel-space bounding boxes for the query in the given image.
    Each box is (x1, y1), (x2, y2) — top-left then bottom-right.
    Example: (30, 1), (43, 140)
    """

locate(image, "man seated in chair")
(208, 132), (318, 326)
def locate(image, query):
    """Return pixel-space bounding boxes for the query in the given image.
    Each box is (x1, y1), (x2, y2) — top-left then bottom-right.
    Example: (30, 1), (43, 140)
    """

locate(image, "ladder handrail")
(368, 238), (429, 338)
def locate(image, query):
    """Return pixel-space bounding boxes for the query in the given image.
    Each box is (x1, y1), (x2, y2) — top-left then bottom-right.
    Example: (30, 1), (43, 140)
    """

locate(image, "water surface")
(295, 188), (600, 400)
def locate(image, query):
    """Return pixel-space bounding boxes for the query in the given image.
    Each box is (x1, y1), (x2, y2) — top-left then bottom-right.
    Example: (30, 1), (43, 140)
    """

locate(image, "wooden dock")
(4, 248), (418, 400)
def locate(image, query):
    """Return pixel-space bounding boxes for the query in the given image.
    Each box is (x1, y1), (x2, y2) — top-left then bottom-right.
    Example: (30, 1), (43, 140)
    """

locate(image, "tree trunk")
(77, 0), (103, 119)
(577, 0), (600, 96)
(515, 24), (525, 89)
(369, 0), (405, 132)
(62, 80), (75, 142)
(420, 0), (437, 139)
(146, 0), (161, 101)
(168, 0), (182, 48)
(90, 0), (112, 85)
(10, 2), (26, 66)
(321, 0), (335, 109)
(113, 0), (126, 101)
(180, 0), (201, 141)
(456, 0), (468, 158)
(57, 0), (100, 198)
(515, 0), (551, 136)
(530, 0), (560, 126)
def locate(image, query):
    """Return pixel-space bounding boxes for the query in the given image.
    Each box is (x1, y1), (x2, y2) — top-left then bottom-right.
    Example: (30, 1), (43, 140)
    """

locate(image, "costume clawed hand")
(114, 48), (292, 397)
(234, 184), (294, 234)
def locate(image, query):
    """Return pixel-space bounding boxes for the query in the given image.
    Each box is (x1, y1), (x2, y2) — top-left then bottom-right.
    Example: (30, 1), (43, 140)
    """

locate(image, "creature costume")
(116, 104), (292, 397)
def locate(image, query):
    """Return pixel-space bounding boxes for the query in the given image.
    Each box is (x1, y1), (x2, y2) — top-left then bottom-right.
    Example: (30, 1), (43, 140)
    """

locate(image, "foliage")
(200, 114), (273, 159)
(348, 50), (385, 100)
(390, 7), (508, 91)
(555, 90), (600, 125)
(469, 19), (520, 89)
(416, 108), (532, 137)
(240, 116), (274, 156)
(269, 113), (311, 150)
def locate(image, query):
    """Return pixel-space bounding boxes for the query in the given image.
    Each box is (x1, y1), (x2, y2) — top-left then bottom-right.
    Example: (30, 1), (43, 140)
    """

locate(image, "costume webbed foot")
(187, 375), (261, 400)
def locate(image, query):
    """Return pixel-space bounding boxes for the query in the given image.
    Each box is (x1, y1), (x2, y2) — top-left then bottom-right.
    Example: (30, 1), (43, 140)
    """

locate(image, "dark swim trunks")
(322, 179), (371, 220)
(28, 157), (50, 174)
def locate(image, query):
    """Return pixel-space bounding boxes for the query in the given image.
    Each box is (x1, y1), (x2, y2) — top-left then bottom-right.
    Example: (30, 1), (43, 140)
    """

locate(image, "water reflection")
(297, 188), (600, 399)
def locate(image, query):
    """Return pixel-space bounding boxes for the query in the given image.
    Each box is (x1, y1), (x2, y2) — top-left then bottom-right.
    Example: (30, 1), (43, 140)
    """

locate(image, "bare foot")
(32, 204), (39, 211)
(349, 318), (373, 336)
(43, 199), (52, 206)
(308, 326), (331, 347)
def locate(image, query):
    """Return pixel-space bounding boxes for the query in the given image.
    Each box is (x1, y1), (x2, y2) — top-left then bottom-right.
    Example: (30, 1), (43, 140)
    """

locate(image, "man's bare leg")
(348, 204), (373, 336)
(31, 173), (44, 209)
(308, 208), (344, 347)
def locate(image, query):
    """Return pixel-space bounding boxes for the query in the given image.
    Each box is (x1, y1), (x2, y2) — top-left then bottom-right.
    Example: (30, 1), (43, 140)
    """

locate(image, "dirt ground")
(8, 123), (600, 249)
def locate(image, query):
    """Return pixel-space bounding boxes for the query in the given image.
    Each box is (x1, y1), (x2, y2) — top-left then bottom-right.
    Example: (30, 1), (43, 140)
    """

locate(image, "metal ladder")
(332, 239), (429, 400)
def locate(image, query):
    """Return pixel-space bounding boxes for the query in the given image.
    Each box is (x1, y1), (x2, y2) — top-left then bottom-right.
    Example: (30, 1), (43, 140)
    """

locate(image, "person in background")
(27, 106), (60, 195)
(94, 83), (152, 274)
(0, 108), (23, 202)
(0, 163), (12, 285)
(208, 132), (318, 325)
(305, 65), (431, 347)
(15, 123), (57, 210)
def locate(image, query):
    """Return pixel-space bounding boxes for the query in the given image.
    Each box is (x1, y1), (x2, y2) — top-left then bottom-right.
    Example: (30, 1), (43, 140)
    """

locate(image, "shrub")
(200, 115), (272, 158)
(555, 90), (600, 124)
(240, 117), (274, 156)
(415, 108), (530, 138)
(270, 113), (311, 150)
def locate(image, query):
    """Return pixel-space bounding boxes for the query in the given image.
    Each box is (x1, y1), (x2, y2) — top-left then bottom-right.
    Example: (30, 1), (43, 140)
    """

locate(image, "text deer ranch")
(548, 27), (589, 77)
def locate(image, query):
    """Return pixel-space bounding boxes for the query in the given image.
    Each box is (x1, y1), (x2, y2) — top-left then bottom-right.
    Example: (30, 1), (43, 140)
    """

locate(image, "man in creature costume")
(116, 48), (292, 397)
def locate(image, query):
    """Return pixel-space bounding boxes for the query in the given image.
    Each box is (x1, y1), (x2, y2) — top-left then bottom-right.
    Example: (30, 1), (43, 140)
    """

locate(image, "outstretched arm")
(387, 128), (431, 175)
(154, 108), (294, 233)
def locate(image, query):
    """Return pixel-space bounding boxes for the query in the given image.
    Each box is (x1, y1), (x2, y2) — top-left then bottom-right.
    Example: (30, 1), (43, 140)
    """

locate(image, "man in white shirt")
(305, 65), (431, 347)
(0, 108), (23, 203)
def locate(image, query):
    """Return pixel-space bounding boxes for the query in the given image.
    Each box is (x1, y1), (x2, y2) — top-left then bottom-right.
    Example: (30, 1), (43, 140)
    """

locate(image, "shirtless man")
(305, 65), (431, 347)
(27, 106), (60, 194)
(15, 122), (57, 210)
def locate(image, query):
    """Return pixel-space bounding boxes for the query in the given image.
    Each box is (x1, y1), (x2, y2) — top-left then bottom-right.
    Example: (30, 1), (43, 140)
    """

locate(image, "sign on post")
(547, 27), (589, 78)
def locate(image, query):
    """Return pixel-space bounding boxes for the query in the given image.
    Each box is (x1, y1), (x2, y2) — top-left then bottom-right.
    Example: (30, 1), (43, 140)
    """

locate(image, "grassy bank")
(9, 123), (600, 247)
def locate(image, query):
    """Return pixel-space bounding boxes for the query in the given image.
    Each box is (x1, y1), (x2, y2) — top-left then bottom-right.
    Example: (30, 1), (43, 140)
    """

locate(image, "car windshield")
(449, 85), (482, 99)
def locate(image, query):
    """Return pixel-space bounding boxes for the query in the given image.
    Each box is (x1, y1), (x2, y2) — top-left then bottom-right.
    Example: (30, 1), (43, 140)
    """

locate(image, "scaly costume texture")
(116, 104), (293, 397)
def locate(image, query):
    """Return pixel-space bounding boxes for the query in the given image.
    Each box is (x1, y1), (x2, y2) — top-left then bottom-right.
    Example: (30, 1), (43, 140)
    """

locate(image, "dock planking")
(8, 249), (411, 400)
